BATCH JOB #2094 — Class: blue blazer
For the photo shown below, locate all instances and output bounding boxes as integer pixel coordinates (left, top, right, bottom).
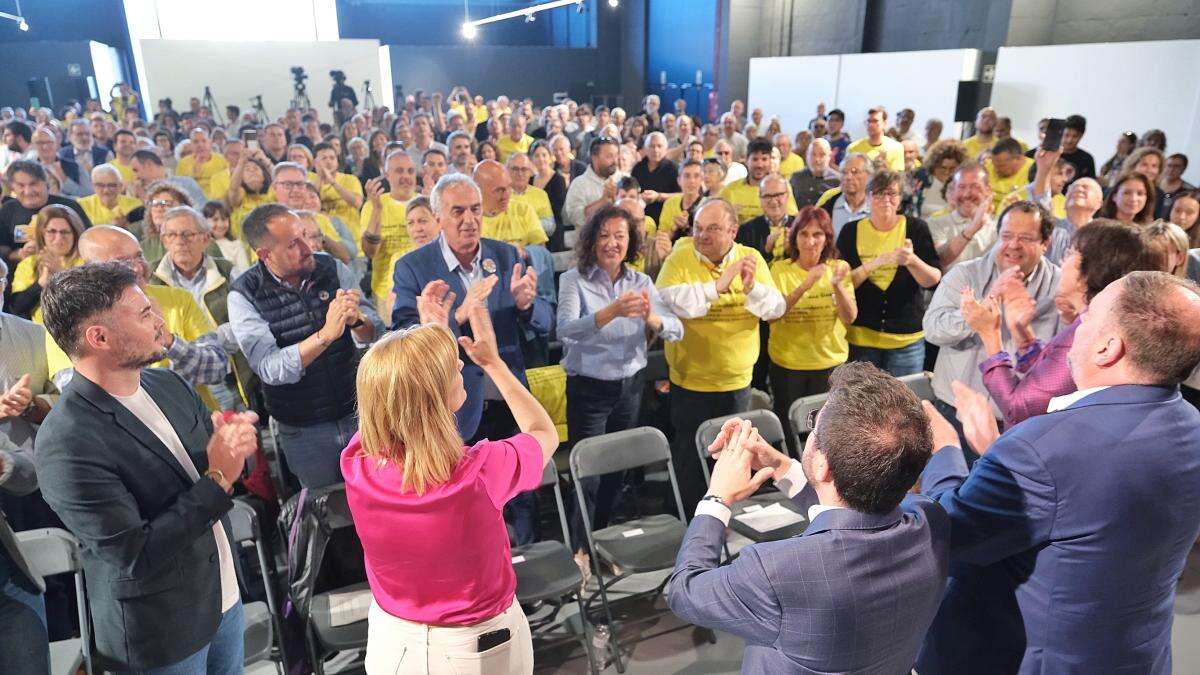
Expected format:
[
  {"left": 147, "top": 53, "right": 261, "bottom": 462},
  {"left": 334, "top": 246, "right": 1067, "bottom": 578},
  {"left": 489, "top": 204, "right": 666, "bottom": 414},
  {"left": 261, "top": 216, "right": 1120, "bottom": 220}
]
[
  {"left": 390, "top": 237, "right": 552, "bottom": 439},
  {"left": 57, "top": 144, "right": 111, "bottom": 167},
  {"left": 919, "top": 385, "right": 1200, "bottom": 675},
  {"left": 667, "top": 494, "right": 949, "bottom": 674}
]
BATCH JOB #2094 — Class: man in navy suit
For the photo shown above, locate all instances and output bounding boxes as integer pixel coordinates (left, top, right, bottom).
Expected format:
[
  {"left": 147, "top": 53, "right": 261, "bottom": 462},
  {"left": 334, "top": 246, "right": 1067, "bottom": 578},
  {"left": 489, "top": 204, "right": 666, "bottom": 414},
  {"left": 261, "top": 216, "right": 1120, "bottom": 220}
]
[
  {"left": 668, "top": 362, "right": 949, "bottom": 674},
  {"left": 920, "top": 271, "right": 1200, "bottom": 674},
  {"left": 391, "top": 172, "right": 551, "bottom": 542}
]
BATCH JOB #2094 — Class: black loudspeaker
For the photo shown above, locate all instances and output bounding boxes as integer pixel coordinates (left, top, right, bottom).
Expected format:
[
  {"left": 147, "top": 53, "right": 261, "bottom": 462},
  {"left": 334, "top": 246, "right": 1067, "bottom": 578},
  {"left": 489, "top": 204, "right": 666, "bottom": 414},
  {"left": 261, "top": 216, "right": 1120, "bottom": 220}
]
[
  {"left": 954, "top": 81, "right": 991, "bottom": 122},
  {"left": 27, "top": 77, "right": 52, "bottom": 108}
]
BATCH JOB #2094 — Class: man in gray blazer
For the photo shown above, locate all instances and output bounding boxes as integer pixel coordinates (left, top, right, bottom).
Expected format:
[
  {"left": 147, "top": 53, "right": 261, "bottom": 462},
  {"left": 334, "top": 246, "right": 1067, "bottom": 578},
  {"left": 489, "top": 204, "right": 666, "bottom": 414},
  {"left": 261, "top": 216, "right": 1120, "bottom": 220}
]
[{"left": 668, "top": 362, "right": 949, "bottom": 674}]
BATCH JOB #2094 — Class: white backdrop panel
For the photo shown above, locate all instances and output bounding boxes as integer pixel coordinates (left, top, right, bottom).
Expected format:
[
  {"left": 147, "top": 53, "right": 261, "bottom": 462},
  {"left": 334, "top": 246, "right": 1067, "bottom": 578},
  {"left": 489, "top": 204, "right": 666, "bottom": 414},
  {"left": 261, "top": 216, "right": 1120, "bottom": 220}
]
[
  {"left": 139, "top": 39, "right": 384, "bottom": 121},
  {"left": 747, "top": 55, "right": 839, "bottom": 138},
  {"left": 837, "top": 49, "right": 980, "bottom": 141},
  {"left": 992, "top": 40, "right": 1200, "bottom": 184}
]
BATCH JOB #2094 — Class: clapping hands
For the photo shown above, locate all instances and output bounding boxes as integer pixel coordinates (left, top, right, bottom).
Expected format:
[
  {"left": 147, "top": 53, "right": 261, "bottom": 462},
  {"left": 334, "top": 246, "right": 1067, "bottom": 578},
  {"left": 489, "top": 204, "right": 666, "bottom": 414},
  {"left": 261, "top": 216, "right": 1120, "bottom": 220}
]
[{"left": 706, "top": 419, "right": 778, "bottom": 505}]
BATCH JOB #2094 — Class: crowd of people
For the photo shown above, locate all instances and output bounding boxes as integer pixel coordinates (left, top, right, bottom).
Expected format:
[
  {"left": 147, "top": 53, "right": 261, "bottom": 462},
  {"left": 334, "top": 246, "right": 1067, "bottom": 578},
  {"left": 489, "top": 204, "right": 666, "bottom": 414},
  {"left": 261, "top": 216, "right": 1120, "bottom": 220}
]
[{"left": 1, "top": 80, "right": 1200, "bottom": 675}]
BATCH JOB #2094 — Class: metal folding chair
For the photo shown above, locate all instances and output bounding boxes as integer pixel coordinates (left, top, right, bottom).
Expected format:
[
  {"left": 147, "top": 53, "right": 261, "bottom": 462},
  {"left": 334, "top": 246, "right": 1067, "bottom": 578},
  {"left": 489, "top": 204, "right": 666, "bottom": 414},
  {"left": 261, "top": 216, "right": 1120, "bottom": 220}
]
[
  {"left": 694, "top": 409, "right": 808, "bottom": 547},
  {"left": 899, "top": 371, "right": 936, "bottom": 403},
  {"left": 16, "top": 528, "right": 92, "bottom": 675},
  {"left": 569, "top": 426, "right": 690, "bottom": 673},
  {"left": 229, "top": 499, "right": 284, "bottom": 672},
  {"left": 512, "top": 463, "right": 598, "bottom": 673}
]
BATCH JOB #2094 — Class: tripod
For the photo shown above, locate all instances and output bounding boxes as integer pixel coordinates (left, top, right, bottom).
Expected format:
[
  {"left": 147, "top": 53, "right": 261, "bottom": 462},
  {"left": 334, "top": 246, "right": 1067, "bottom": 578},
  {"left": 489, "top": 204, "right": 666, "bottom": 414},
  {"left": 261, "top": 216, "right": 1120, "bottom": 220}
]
[
  {"left": 291, "top": 81, "right": 312, "bottom": 112},
  {"left": 250, "top": 95, "right": 268, "bottom": 125},
  {"left": 202, "top": 86, "right": 219, "bottom": 116},
  {"left": 361, "top": 80, "right": 376, "bottom": 111}
]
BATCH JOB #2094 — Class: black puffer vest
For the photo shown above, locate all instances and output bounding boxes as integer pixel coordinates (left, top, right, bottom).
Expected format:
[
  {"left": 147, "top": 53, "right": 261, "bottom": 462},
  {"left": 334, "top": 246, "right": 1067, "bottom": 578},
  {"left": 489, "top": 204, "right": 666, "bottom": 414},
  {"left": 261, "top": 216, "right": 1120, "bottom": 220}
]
[{"left": 232, "top": 256, "right": 357, "bottom": 425}]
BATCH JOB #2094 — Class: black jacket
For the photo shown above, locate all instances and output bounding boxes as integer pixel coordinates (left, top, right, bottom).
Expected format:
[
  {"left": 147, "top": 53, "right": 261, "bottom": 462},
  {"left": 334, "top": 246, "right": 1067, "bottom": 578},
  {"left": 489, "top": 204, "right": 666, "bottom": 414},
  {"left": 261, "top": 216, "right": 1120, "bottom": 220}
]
[
  {"left": 35, "top": 369, "right": 234, "bottom": 671},
  {"left": 836, "top": 216, "right": 939, "bottom": 337}
]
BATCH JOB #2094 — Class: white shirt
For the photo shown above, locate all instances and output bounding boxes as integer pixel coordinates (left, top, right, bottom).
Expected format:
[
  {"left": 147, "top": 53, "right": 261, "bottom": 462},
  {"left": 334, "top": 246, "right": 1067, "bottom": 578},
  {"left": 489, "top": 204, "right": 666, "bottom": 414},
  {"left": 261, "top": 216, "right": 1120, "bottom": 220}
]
[
  {"left": 1047, "top": 385, "right": 1111, "bottom": 413},
  {"left": 695, "top": 457, "right": 847, "bottom": 525},
  {"left": 113, "top": 387, "right": 240, "bottom": 612},
  {"left": 657, "top": 245, "right": 786, "bottom": 321},
  {"left": 722, "top": 161, "right": 748, "bottom": 186},
  {"left": 927, "top": 210, "right": 998, "bottom": 269}
]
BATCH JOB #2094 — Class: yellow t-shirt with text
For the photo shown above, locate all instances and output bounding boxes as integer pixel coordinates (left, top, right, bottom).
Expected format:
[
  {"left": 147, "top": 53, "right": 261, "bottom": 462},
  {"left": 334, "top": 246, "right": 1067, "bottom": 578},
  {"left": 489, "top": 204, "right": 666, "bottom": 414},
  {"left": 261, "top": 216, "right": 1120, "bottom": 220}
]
[
  {"left": 359, "top": 195, "right": 411, "bottom": 302},
  {"left": 78, "top": 194, "right": 143, "bottom": 227},
  {"left": 846, "top": 136, "right": 905, "bottom": 172},
  {"left": 768, "top": 260, "right": 854, "bottom": 371},
  {"left": 175, "top": 153, "right": 230, "bottom": 201},
  {"left": 482, "top": 201, "right": 548, "bottom": 247},
  {"left": 986, "top": 157, "right": 1034, "bottom": 212},
  {"left": 510, "top": 185, "right": 554, "bottom": 226},
  {"left": 309, "top": 172, "right": 365, "bottom": 237},
  {"left": 656, "top": 240, "right": 777, "bottom": 391}
]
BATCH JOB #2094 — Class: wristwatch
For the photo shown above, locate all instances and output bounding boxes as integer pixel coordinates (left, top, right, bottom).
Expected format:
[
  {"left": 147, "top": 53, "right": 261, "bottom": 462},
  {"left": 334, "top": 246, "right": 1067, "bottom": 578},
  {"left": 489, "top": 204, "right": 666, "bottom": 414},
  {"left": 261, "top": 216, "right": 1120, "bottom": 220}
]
[
  {"left": 205, "top": 469, "right": 233, "bottom": 493},
  {"left": 700, "top": 494, "right": 728, "bottom": 507}
]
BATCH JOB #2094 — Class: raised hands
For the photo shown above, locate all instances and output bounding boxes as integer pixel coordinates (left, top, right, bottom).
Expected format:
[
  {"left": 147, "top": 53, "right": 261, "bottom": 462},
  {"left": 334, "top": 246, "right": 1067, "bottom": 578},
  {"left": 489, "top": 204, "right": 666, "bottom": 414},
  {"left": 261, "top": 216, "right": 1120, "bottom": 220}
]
[
  {"left": 417, "top": 280, "right": 456, "bottom": 327},
  {"left": 706, "top": 419, "right": 777, "bottom": 506},
  {"left": 0, "top": 374, "right": 33, "bottom": 419},
  {"left": 206, "top": 410, "right": 260, "bottom": 492},
  {"left": 457, "top": 301, "right": 502, "bottom": 369},
  {"left": 510, "top": 262, "right": 538, "bottom": 311},
  {"left": 454, "top": 275, "right": 498, "bottom": 325},
  {"left": 952, "top": 381, "right": 999, "bottom": 455},
  {"left": 961, "top": 286, "right": 1001, "bottom": 336},
  {"left": 365, "top": 176, "right": 386, "bottom": 207}
]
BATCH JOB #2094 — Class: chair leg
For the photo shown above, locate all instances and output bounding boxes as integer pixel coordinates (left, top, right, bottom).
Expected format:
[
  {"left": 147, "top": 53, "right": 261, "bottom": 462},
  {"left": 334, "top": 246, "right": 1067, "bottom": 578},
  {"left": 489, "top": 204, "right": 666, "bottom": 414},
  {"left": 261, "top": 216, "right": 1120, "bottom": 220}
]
[
  {"left": 589, "top": 570, "right": 627, "bottom": 673},
  {"left": 575, "top": 593, "right": 600, "bottom": 675}
]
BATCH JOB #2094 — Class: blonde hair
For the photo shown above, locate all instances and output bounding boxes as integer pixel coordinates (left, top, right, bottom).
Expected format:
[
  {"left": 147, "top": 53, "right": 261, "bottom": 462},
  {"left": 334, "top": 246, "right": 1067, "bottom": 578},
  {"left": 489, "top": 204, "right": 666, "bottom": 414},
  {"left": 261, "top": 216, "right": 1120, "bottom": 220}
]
[
  {"left": 1141, "top": 220, "right": 1190, "bottom": 277},
  {"left": 356, "top": 324, "right": 464, "bottom": 494}
]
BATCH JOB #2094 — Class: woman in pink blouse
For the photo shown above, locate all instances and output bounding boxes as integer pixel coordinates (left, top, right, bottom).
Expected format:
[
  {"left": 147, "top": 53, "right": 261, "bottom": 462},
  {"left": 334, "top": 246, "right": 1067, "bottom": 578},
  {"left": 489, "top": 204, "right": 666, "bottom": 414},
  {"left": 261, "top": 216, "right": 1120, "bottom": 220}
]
[
  {"left": 964, "top": 220, "right": 1155, "bottom": 425},
  {"left": 341, "top": 304, "right": 558, "bottom": 675}
]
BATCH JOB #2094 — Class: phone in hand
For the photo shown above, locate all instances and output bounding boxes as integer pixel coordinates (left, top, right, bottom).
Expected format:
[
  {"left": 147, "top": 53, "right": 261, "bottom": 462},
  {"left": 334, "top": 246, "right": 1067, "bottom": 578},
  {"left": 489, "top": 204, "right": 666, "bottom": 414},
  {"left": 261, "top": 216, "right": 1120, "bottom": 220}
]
[
  {"left": 13, "top": 224, "right": 30, "bottom": 244},
  {"left": 242, "top": 128, "right": 259, "bottom": 152},
  {"left": 1041, "top": 118, "right": 1066, "bottom": 152}
]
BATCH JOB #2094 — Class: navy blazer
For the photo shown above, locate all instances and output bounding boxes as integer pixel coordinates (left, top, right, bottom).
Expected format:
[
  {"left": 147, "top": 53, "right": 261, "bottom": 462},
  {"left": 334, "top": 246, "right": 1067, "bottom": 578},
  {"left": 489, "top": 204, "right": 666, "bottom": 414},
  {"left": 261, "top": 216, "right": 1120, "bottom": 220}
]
[
  {"left": 390, "top": 237, "right": 552, "bottom": 439},
  {"left": 56, "top": 144, "right": 111, "bottom": 168},
  {"left": 919, "top": 385, "right": 1200, "bottom": 675},
  {"left": 667, "top": 494, "right": 949, "bottom": 674}
]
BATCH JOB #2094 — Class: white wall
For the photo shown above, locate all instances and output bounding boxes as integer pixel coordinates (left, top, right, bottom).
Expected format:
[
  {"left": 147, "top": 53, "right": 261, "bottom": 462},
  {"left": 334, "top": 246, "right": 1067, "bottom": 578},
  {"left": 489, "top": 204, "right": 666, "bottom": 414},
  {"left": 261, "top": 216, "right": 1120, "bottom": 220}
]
[
  {"left": 139, "top": 39, "right": 384, "bottom": 122},
  {"left": 992, "top": 40, "right": 1200, "bottom": 184},
  {"left": 748, "top": 49, "right": 979, "bottom": 141}
]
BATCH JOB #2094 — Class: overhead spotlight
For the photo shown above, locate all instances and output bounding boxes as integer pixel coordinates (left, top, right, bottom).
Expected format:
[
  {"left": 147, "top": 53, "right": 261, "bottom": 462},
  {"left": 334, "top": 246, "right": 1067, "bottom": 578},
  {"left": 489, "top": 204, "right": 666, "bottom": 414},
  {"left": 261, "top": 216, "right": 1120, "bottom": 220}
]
[
  {"left": 576, "top": 0, "right": 586, "bottom": 12},
  {"left": 607, "top": 0, "right": 619, "bottom": 7},
  {"left": 462, "top": 22, "right": 478, "bottom": 39},
  {"left": 18, "top": 19, "right": 29, "bottom": 31},
  {"left": 525, "top": 12, "right": 535, "bottom": 23}
]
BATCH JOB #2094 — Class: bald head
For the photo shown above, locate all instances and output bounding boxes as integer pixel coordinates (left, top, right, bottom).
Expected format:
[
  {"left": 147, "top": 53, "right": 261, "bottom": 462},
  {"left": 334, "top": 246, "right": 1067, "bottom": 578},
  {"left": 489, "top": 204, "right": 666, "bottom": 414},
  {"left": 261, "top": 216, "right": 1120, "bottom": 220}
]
[
  {"left": 78, "top": 225, "right": 146, "bottom": 283},
  {"left": 473, "top": 159, "right": 512, "bottom": 214}
]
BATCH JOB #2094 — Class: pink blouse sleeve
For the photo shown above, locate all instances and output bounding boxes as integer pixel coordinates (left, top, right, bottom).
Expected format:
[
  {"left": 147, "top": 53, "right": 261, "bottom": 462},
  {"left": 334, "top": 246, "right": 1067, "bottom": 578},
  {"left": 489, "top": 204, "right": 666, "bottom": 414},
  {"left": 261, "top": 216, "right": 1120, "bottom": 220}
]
[{"left": 476, "top": 433, "right": 547, "bottom": 510}]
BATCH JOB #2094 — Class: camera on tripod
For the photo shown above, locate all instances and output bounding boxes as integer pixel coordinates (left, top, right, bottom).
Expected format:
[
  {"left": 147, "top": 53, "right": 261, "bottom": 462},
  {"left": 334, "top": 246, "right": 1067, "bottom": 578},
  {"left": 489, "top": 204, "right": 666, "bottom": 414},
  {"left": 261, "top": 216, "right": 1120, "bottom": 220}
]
[{"left": 330, "top": 70, "right": 346, "bottom": 83}]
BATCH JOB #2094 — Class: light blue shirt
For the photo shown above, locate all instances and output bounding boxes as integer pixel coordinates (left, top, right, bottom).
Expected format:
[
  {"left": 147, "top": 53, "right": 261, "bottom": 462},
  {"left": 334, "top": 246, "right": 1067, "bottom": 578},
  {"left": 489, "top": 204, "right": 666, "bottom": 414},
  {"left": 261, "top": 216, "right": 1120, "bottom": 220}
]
[
  {"left": 557, "top": 264, "right": 683, "bottom": 380},
  {"left": 831, "top": 194, "right": 871, "bottom": 239},
  {"left": 227, "top": 254, "right": 382, "bottom": 386},
  {"left": 439, "top": 234, "right": 485, "bottom": 289}
]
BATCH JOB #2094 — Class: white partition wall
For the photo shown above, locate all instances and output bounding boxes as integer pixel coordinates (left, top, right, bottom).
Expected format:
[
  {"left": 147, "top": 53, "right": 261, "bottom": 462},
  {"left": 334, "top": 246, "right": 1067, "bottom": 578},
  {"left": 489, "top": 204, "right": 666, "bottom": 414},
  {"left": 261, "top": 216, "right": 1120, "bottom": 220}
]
[
  {"left": 139, "top": 39, "right": 385, "bottom": 121},
  {"left": 747, "top": 55, "right": 839, "bottom": 136},
  {"left": 992, "top": 40, "right": 1200, "bottom": 184},
  {"left": 748, "top": 49, "right": 980, "bottom": 141}
]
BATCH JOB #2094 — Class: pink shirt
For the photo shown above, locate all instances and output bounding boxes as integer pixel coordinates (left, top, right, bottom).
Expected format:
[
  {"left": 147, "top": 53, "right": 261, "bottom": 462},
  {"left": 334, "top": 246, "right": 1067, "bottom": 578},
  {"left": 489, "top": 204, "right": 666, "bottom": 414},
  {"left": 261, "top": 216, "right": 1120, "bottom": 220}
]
[{"left": 341, "top": 431, "right": 544, "bottom": 625}]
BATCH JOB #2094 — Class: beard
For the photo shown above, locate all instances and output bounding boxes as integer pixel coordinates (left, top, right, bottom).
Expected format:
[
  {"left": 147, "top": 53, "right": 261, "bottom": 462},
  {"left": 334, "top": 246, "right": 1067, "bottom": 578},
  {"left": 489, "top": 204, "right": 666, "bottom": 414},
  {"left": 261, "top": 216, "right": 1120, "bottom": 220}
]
[{"left": 115, "top": 327, "right": 169, "bottom": 370}]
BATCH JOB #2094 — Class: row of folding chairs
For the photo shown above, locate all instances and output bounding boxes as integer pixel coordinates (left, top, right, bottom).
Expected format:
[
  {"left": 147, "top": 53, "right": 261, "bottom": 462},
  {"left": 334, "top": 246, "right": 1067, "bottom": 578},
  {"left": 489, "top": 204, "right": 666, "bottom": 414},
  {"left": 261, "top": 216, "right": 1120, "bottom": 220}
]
[{"left": 13, "top": 499, "right": 281, "bottom": 675}]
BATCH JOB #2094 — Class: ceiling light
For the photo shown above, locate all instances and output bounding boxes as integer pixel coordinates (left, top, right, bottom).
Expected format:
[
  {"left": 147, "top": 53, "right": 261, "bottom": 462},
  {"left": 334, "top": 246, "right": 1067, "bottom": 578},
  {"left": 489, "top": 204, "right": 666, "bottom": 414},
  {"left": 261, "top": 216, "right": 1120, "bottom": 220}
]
[
  {"left": 462, "top": 22, "right": 478, "bottom": 39},
  {"left": 18, "top": 19, "right": 29, "bottom": 31},
  {"left": 607, "top": 0, "right": 619, "bottom": 7}
]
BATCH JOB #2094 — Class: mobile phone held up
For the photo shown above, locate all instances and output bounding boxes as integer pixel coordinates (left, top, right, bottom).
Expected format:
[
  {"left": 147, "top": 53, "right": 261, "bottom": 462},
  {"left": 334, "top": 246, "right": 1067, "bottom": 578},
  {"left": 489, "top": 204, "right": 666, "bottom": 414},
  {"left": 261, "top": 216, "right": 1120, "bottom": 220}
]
[
  {"left": 1041, "top": 118, "right": 1066, "bottom": 152},
  {"left": 243, "top": 128, "right": 259, "bottom": 152}
]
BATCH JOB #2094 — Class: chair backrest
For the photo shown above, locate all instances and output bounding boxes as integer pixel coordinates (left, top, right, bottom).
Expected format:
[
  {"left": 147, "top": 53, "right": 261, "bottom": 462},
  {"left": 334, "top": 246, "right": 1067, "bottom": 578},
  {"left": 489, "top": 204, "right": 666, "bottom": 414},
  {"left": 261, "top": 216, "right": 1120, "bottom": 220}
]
[
  {"left": 228, "top": 499, "right": 258, "bottom": 544},
  {"left": 15, "top": 528, "right": 83, "bottom": 581},
  {"left": 695, "top": 409, "right": 786, "bottom": 483},
  {"left": 900, "top": 371, "right": 935, "bottom": 402},
  {"left": 789, "top": 391, "right": 831, "bottom": 438},
  {"left": 570, "top": 426, "right": 671, "bottom": 481},
  {"left": 539, "top": 461, "right": 559, "bottom": 489}
]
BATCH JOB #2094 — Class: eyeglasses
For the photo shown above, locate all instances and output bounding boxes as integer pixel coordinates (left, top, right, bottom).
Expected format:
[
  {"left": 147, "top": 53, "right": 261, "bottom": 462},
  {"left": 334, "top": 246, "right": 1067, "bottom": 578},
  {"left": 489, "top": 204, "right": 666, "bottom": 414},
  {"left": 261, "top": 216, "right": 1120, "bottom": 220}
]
[
  {"left": 843, "top": 167, "right": 867, "bottom": 177},
  {"left": 149, "top": 199, "right": 178, "bottom": 208},
  {"left": 872, "top": 190, "right": 903, "bottom": 201},
  {"left": 274, "top": 180, "right": 307, "bottom": 192},
  {"left": 43, "top": 228, "right": 74, "bottom": 237},
  {"left": 93, "top": 182, "right": 120, "bottom": 190},
  {"left": 998, "top": 232, "right": 1042, "bottom": 245},
  {"left": 806, "top": 405, "right": 822, "bottom": 432},
  {"left": 162, "top": 231, "right": 203, "bottom": 242},
  {"left": 761, "top": 191, "right": 788, "bottom": 201}
]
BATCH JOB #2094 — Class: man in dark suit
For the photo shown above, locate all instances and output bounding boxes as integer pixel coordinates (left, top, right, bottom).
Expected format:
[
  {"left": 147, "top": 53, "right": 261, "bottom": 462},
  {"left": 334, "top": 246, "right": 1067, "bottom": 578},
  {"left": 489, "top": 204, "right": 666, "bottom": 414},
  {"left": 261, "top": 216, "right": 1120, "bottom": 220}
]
[
  {"left": 1, "top": 435, "right": 49, "bottom": 675},
  {"left": 34, "top": 262, "right": 259, "bottom": 673},
  {"left": 391, "top": 172, "right": 551, "bottom": 543},
  {"left": 920, "top": 271, "right": 1200, "bottom": 674},
  {"left": 668, "top": 362, "right": 950, "bottom": 674}
]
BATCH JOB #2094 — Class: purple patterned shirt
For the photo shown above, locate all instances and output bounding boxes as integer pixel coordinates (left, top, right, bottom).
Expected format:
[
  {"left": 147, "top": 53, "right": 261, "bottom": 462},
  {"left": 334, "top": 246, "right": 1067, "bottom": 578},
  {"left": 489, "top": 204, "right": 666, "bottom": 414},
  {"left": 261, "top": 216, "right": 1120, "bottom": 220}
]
[{"left": 980, "top": 317, "right": 1080, "bottom": 426}]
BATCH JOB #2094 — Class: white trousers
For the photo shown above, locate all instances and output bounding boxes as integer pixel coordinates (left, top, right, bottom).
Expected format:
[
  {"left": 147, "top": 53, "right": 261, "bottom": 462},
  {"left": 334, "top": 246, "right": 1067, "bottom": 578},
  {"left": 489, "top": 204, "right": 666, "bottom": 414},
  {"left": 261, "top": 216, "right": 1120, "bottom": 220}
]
[{"left": 364, "top": 598, "right": 534, "bottom": 675}]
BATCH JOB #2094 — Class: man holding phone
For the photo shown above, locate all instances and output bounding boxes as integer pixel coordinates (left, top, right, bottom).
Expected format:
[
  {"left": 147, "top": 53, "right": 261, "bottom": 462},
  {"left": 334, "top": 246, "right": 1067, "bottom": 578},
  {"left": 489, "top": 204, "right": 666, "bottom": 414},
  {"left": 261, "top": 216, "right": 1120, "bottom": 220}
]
[
  {"left": 0, "top": 161, "right": 91, "bottom": 266},
  {"left": 1030, "top": 114, "right": 1095, "bottom": 186}
]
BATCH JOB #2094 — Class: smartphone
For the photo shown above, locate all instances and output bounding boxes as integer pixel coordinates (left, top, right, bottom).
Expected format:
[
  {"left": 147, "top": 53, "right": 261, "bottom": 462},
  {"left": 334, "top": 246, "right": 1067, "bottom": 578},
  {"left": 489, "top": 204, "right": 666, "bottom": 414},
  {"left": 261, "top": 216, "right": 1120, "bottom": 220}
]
[
  {"left": 379, "top": 178, "right": 390, "bottom": 193},
  {"left": 1041, "top": 118, "right": 1066, "bottom": 152},
  {"left": 13, "top": 224, "right": 30, "bottom": 244},
  {"left": 476, "top": 628, "right": 511, "bottom": 652},
  {"left": 242, "top": 128, "right": 259, "bottom": 151}
]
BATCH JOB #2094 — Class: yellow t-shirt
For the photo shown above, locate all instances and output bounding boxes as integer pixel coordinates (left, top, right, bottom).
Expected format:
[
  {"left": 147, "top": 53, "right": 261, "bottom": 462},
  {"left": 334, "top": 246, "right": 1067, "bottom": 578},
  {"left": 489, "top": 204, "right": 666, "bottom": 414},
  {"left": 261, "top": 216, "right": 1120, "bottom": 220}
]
[
  {"left": 13, "top": 254, "right": 83, "bottom": 293},
  {"left": 656, "top": 240, "right": 778, "bottom": 392},
  {"left": 175, "top": 153, "right": 230, "bottom": 201},
  {"left": 986, "top": 157, "right": 1034, "bottom": 212},
  {"left": 815, "top": 187, "right": 841, "bottom": 208},
  {"left": 658, "top": 195, "right": 686, "bottom": 235},
  {"left": 768, "top": 260, "right": 854, "bottom": 371},
  {"left": 998, "top": 188, "right": 1067, "bottom": 221},
  {"left": 719, "top": 179, "right": 799, "bottom": 224},
  {"left": 43, "top": 284, "right": 223, "bottom": 410},
  {"left": 482, "top": 201, "right": 548, "bottom": 247},
  {"left": 112, "top": 158, "right": 136, "bottom": 185},
  {"left": 629, "top": 216, "right": 658, "bottom": 274},
  {"left": 359, "top": 195, "right": 411, "bottom": 303},
  {"left": 496, "top": 134, "right": 534, "bottom": 162},
  {"left": 472, "top": 105, "right": 490, "bottom": 124},
  {"left": 846, "top": 136, "right": 905, "bottom": 172},
  {"left": 961, "top": 134, "right": 995, "bottom": 160},
  {"left": 510, "top": 185, "right": 553, "bottom": 225},
  {"left": 526, "top": 365, "right": 568, "bottom": 442},
  {"left": 78, "top": 194, "right": 143, "bottom": 227},
  {"left": 309, "top": 172, "right": 365, "bottom": 237},
  {"left": 230, "top": 190, "right": 276, "bottom": 237},
  {"left": 778, "top": 152, "right": 806, "bottom": 178},
  {"left": 845, "top": 217, "right": 924, "bottom": 350}
]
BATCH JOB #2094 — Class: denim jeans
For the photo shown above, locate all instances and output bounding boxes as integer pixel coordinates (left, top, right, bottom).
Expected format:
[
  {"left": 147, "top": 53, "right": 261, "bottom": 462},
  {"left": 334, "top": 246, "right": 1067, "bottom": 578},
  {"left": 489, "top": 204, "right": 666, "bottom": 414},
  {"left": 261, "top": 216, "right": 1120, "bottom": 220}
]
[
  {"left": 565, "top": 373, "right": 644, "bottom": 552},
  {"left": 273, "top": 413, "right": 358, "bottom": 488},
  {"left": 114, "top": 602, "right": 244, "bottom": 675},
  {"left": 849, "top": 338, "right": 927, "bottom": 378},
  {"left": 0, "top": 555, "right": 49, "bottom": 675}
]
